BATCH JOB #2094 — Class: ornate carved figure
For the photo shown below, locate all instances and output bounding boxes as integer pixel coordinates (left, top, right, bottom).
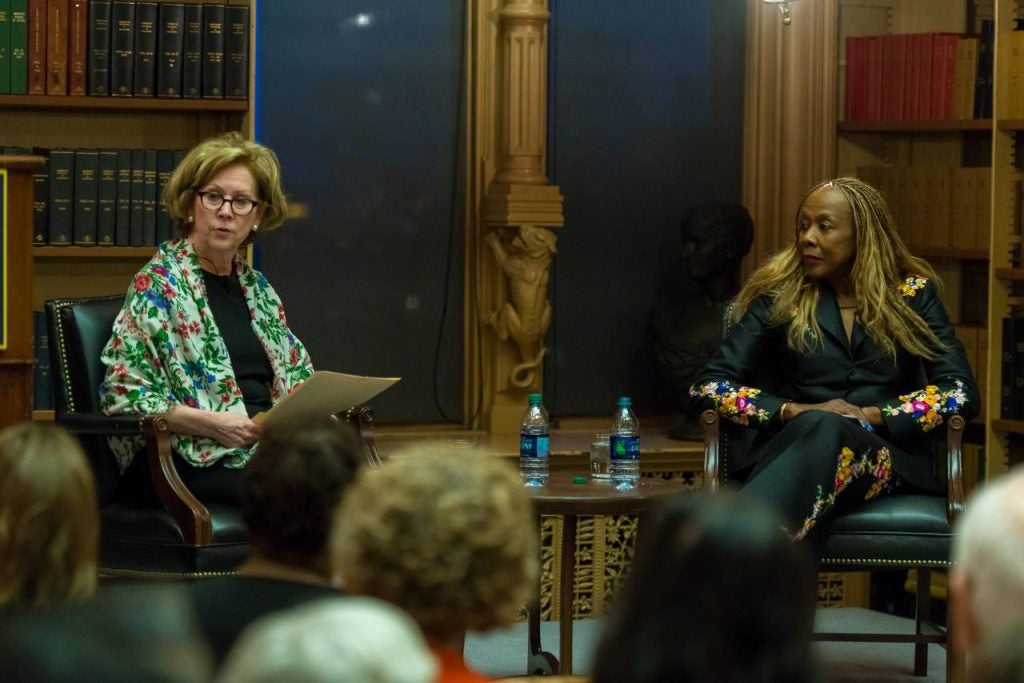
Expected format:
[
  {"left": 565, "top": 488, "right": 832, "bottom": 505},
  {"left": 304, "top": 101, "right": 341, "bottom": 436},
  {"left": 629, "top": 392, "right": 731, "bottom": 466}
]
[
  {"left": 486, "top": 225, "right": 558, "bottom": 388},
  {"left": 650, "top": 202, "right": 754, "bottom": 439}
]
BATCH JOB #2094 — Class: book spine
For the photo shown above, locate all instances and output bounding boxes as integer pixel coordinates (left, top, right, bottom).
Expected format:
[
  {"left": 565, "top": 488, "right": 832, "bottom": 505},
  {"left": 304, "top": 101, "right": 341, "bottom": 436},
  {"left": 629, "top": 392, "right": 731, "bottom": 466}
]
[
  {"left": 1003, "top": 317, "right": 1014, "bottom": 419},
  {"left": 45, "top": 0, "right": 67, "bottom": 94},
  {"left": 34, "top": 310, "right": 53, "bottom": 411},
  {"left": 155, "top": 148, "right": 173, "bottom": 244},
  {"left": 1015, "top": 317, "right": 1024, "bottom": 420},
  {"left": 27, "top": 0, "right": 42, "bottom": 92},
  {"left": 47, "top": 148, "right": 74, "bottom": 245},
  {"left": 109, "top": 0, "right": 132, "bottom": 96},
  {"left": 132, "top": 0, "right": 155, "bottom": 95},
  {"left": 181, "top": 0, "right": 199, "bottom": 96},
  {"left": 129, "top": 147, "right": 145, "bottom": 246},
  {"left": 73, "top": 147, "right": 98, "bottom": 245},
  {"left": 9, "top": 0, "right": 25, "bottom": 93},
  {"left": 67, "top": 0, "right": 85, "bottom": 94},
  {"left": 0, "top": 0, "right": 12, "bottom": 94},
  {"left": 87, "top": 0, "right": 110, "bottom": 94},
  {"left": 155, "top": 1, "right": 182, "bottom": 96},
  {"left": 200, "top": 2, "right": 222, "bottom": 97},
  {"left": 223, "top": 0, "right": 244, "bottom": 98},
  {"left": 96, "top": 148, "right": 117, "bottom": 245},
  {"left": 865, "top": 35, "right": 883, "bottom": 122},
  {"left": 32, "top": 151, "right": 49, "bottom": 244},
  {"left": 142, "top": 147, "right": 156, "bottom": 245},
  {"left": 114, "top": 147, "right": 130, "bottom": 245}
]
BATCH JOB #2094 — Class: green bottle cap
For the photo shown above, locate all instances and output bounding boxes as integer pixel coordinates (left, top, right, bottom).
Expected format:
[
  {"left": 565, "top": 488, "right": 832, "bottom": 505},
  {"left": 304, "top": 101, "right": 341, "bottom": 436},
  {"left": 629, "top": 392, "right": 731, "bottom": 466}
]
[{"left": 572, "top": 475, "right": 588, "bottom": 485}]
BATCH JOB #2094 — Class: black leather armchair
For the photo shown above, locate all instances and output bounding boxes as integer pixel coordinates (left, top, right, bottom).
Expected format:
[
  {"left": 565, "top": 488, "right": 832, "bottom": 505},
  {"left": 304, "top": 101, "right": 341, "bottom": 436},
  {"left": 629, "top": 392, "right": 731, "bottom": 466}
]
[{"left": 699, "top": 305, "right": 966, "bottom": 678}]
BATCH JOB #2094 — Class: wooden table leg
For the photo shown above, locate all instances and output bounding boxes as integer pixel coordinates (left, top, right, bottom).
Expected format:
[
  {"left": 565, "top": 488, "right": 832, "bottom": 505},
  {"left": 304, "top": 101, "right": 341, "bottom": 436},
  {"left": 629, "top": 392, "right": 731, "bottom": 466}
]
[
  {"left": 559, "top": 513, "right": 578, "bottom": 674},
  {"left": 528, "top": 516, "right": 558, "bottom": 676}
]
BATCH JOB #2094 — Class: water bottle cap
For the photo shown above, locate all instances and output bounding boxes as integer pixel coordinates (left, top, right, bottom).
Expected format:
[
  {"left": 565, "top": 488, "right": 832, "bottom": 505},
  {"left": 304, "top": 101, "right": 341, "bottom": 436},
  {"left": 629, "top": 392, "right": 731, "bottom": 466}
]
[
  {"left": 528, "top": 393, "right": 543, "bottom": 405},
  {"left": 617, "top": 396, "right": 631, "bottom": 407}
]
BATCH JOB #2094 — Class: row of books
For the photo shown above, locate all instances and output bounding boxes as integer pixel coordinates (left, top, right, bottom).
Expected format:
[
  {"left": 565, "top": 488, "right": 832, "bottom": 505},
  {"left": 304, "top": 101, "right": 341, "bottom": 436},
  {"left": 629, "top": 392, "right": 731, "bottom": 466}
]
[
  {"left": 2, "top": 145, "right": 186, "bottom": 246},
  {"left": 857, "top": 165, "right": 991, "bottom": 251},
  {"left": 1005, "top": 21, "right": 1024, "bottom": 119},
  {"left": 844, "top": 24, "right": 994, "bottom": 122},
  {"left": 0, "top": 0, "right": 249, "bottom": 98},
  {"left": 1001, "top": 317, "right": 1024, "bottom": 420}
]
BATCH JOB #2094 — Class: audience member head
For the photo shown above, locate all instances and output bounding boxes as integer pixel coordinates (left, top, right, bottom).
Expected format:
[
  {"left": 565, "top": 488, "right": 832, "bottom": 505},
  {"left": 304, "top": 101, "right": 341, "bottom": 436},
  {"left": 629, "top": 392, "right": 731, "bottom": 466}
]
[
  {"left": 164, "top": 131, "right": 289, "bottom": 241},
  {"left": 0, "top": 583, "right": 212, "bottom": 683},
  {"left": 330, "top": 449, "right": 538, "bottom": 646},
  {"left": 241, "top": 419, "right": 363, "bottom": 577},
  {"left": 0, "top": 422, "right": 98, "bottom": 608},
  {"left": 951, "top": 467, "right": 1024, "bottom": 657},
  {"left": 217, "top": 597, "right": 437, "bottom": 683},
  {"left": 592, "top": 491, "right": 819, "bottom": 683},
  {"left": 679, "top": 200, "right": 753, "bottom": 282}
]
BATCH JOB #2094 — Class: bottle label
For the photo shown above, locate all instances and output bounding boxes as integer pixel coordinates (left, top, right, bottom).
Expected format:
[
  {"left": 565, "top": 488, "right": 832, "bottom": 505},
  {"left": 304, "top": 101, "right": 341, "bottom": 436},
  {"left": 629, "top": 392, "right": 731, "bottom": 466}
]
[
  {"left": 520, "top": 434, "right": 550, "bottom": 459},
  {"left": 610, "top": 434, "right": 639, "bottom": 461}
]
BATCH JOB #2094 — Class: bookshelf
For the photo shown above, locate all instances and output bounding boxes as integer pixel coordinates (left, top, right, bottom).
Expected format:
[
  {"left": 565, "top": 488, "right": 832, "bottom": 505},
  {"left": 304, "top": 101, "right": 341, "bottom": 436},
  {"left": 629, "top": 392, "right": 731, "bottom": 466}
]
[
  {"left": 836, "top": 0, "right": 994, "bottom": 487},
  {"left": 0, "top": 0, "right": 257, "bottom": 420}
]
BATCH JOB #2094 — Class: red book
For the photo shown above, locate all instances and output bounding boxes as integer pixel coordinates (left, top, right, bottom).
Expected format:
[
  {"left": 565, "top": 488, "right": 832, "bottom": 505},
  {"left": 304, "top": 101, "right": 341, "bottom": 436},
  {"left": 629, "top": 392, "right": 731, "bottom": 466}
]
[
  {"left": 45, "top": 0, "right": 68, "bottom": 94},
  {"left": 931, "top": 33, "right": 959, "bottom": 120},
  {"left": 28, "top": 0, "right": 46, "bottom": 94},
  {"left": 865, "top": 35, "right": 884, "bottom": 121},
  {"left": 845, "top": 36, "right": 868, "bottom": 121},
  {"left": 68, "top": 0, "right": 86, "bottom": 95},
  {"left": 916, "top": 33, "right": 934, "bottom": 120},
  {"left": 881, "top": 33, "right": 907, "bottom": 121}
]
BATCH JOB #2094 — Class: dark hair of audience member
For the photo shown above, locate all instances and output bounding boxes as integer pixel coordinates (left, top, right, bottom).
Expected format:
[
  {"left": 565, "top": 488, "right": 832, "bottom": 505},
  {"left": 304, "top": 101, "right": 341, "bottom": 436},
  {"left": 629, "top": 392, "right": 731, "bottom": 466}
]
[
  {"left": 0, "top": 422, "right": 99, "bottom": 608},
  {"left": 592, "top": 491, "right": 820, "bottom": 683},
  {"left": 240, "top": 419, "right": 363, "bottom": 574}
]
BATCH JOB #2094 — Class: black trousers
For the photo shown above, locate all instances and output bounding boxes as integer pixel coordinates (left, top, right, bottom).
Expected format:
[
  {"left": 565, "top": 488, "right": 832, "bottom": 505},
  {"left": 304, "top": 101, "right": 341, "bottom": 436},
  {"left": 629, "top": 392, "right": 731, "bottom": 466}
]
[
  {"left": 121, "top": 452, "right": 242, "bottom": 506},
  {"left": 741, "top": 411, "right": 906, "bottom": 544}
]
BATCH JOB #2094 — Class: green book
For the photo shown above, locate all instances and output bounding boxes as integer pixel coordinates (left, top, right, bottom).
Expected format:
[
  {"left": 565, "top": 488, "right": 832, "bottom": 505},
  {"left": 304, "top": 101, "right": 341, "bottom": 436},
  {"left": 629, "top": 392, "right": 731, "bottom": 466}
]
[
  {"left": 0, "top": 0, "right": 11, "bottom": 93},
  {"left": 9, "top": 0, "right": 25, "bottom": 93}
]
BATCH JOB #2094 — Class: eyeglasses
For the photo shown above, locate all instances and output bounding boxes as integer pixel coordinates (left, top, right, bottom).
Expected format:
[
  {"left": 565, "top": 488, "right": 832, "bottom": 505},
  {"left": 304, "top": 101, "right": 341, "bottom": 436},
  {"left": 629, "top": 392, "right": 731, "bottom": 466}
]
[{"left": 197, "top": 190, "right": 260, "bottom": 216}]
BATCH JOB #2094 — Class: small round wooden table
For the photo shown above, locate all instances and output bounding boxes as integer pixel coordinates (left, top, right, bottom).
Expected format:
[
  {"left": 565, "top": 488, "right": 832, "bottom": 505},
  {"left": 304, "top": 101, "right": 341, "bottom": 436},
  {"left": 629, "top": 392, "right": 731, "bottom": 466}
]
[{"left": 525, "top": 471, "right": 692, "bottom": 675}]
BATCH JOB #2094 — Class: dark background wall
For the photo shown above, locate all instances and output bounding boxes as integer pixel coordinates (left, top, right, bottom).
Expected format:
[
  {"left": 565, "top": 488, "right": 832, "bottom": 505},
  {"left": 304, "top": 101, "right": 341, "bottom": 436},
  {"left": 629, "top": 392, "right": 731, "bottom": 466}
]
[{"left": 257, "top": 0, "right": 746, "bottom": 422}]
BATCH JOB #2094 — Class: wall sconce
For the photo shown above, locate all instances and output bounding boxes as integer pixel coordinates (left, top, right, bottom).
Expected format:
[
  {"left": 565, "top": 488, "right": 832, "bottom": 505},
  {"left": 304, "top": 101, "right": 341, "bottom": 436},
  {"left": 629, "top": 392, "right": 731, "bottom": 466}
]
[{"left": 763, "top": 0, "right": 799, "bottom": 26}]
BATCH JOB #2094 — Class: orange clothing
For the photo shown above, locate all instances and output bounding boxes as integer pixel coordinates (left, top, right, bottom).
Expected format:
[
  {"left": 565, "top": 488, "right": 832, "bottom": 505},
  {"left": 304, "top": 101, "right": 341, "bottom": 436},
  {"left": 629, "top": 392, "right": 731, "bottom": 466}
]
[{"left": 432, "top": 647, "right": 489, "bottom": 683}]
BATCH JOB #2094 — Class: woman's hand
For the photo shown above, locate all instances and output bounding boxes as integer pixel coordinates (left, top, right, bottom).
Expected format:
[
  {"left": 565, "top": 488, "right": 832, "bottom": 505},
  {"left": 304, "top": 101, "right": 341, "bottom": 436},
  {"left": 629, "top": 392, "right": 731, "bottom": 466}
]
[
  {"left": 166, "top": 405, "right": 263, "bottom": 448},
  {"left": 787, "top": 399, "right": 876, "bottom": 425}
]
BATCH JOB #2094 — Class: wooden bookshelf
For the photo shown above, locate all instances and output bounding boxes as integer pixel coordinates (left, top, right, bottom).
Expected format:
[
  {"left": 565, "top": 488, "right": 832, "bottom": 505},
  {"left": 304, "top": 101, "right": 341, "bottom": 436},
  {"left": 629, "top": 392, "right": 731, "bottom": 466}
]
[
  {"left": 838, "top": 119, "right": 993, "bottom": 133},
  {"left": 34, "top": 246, "right": 158, "bottom": 259},
  {"left": 0, "top": 95, "right": 248, "bottom": 113},
  {"left": 914, "top": 245, "right": 990, "bottom": 261}
]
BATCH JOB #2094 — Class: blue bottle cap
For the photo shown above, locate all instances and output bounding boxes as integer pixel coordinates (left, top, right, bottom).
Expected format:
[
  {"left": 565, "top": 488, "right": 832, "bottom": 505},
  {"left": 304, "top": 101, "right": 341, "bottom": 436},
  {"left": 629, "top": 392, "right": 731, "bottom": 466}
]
[{"left": 617, "top": 396, "right": 631, "bottom": 407}]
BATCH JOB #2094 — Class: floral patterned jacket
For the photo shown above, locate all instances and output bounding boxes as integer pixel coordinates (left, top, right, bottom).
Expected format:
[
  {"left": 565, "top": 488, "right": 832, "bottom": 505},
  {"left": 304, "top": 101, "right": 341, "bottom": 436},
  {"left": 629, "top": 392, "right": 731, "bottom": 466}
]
[
  {"left": 689, "top": 276, "right": 980, "bottom": 490},
  {"left": 99, "top": 239, "right": 313, "bottom": 470}
]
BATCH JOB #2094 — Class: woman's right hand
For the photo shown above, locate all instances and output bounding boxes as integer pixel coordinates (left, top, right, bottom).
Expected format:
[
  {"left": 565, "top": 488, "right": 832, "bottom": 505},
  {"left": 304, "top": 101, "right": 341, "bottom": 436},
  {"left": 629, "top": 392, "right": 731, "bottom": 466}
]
[
  {"left": 166, "top": 405, "right": 262, "bottom": 448},
  {"left": 788, "top": 398, "right": 871, "bottom": 425}
]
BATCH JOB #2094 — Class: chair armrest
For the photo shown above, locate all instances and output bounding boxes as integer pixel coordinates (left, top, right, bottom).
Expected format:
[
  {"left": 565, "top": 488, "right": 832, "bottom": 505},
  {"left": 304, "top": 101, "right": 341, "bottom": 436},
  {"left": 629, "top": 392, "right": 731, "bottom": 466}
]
[
  {"left": 140, "top": 416, "right": 212, "bottom": 546},
  {"left": 57, "top": 411, "right": 152, "bottom": 436},
  {"left": 342, "top": 405, "right": 384, "bottom": 467},
  {"left": 57, "top": 411, "right": 213, "bottom": 545},
  {"left": 700, "top": 409, "right": 721, "bottom": 493},
  {"left": 945, "top": 414, "right": 966, "bottom": 527}
]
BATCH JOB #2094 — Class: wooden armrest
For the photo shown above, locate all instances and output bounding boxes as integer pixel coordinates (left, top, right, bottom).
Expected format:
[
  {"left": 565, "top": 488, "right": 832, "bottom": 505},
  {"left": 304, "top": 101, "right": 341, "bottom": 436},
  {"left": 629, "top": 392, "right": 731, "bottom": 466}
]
[
  {"left": 141, "top": 416, "right": 212, "bottom": 546},
  {"left": 945, "top": 414, "right": 966, "bottom": 527},
  {"left": 342, "top": 405, "right": 383, "bottom": 467},
  {"left": 700, "top": 409, "right": 721, "bottom": 493}
]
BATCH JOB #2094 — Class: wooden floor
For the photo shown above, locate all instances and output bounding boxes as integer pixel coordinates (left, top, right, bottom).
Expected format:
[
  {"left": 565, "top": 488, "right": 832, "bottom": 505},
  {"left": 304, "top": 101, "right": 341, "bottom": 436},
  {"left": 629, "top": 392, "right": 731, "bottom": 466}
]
[{"left": 373, "top": 416, "right": 705, "bottom": 470}]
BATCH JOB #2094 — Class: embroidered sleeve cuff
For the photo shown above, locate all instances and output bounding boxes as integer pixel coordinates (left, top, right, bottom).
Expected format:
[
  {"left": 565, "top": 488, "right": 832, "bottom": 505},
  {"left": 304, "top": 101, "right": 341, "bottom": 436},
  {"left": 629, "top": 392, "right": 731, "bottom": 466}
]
[{"left": 690, "top": 380, "right": 772, "bottom": 426}]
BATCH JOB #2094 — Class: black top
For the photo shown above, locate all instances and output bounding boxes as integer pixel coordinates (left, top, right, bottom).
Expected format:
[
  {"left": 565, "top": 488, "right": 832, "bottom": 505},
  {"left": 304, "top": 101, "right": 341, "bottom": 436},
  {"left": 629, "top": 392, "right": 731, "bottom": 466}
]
[
  {"left": 187, "top": 575, "right": 341, "bottom": 665},
  {"left": 203, "top": 269, "right": 274, "bottom": 417}
]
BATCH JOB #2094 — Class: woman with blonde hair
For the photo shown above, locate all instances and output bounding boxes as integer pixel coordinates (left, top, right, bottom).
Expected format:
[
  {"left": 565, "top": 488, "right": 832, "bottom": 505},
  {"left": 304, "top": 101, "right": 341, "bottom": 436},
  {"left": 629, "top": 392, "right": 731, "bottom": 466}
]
[
  {"left": 331, "top": 450, "right": 537, "bottom": 682},
  {"left": 0, "top": 423, "right": 99, "bottom": 608},
  {"left": 691, "top": 177, "right": 979, "bottom": 546}
]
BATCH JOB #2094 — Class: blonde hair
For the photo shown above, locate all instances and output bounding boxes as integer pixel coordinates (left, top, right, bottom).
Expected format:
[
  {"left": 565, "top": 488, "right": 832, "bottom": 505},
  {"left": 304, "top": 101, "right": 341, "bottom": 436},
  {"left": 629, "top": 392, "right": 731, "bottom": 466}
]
[
  {"left": 163, "top": 131, "right": 289, "bottom": 243},
  {"left": 0, "top": 423, "right": 98, "bottom": 608},
  {"left": 736, "top": 177, "right": 942, "bottom": 359},
  {"left": 330, "top": 450, "right": 538, "bottom": 641}
]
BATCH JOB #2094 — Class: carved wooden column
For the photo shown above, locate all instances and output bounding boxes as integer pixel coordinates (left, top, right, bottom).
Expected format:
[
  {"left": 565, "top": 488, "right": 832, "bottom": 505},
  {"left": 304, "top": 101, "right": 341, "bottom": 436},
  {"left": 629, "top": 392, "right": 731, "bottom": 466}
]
[{"left": 466, "top": 0, "right": 563, "bottom": 433}]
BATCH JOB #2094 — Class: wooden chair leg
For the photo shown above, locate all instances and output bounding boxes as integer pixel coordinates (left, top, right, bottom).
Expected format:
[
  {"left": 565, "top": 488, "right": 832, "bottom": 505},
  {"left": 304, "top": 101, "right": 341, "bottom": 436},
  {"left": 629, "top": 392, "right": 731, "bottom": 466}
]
[{"left": 914, "top": 569, "right": 931, "bottom": 676}]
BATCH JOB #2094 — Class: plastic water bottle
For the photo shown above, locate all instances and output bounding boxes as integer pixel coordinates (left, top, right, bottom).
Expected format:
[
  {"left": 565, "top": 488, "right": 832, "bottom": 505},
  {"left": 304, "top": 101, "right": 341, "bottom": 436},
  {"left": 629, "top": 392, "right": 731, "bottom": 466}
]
[
  {"left": 609, "top": 396, "right": 640, "bottom": 490},
  {"left": 519, "top": 393, "right": 550, "bottom": 487}
]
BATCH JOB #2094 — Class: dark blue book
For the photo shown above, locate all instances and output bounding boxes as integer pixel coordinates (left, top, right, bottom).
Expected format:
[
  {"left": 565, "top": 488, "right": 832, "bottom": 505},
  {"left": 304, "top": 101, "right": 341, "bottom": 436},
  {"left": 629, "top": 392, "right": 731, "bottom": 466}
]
[
  {"left": 47, "top": 148, "right": 75, "bottom": 246},
  {"left": 73, "top": 148, "right": 99, "bottom": 246},
  {"left": 87, "top": 0, "right": 111, "bottom": 95},
  {"left": 156, "top": 1, "right": 183, "bottom": 96},
  {"left": 33, "top": 310, "right": 54, "bottom": 411},
  {"left": 224, "top": 2, "right": 246, "bottom": 99},
  {"left": 142, "top": 148, "right": 157, "bottom": 245},
  {"left": 32, "top": 149, "right": 49, "bottom": 245},
  {"left": 97, "top": 148, "right": 117, "bottom": 245},
  {"left": 201, "top": 3, "right": 223, "bottom": 98},
  {"left": 109, "top": 0, "right": 134, "bottom": 96},
  {"left": 156, "top": 149, "right": 174, "bottom": 244},
  {"left": 115, "top": 148, "right": 131, "bottom": 245},
  {"left": 182, "top": 1, "right": 202, "bottom": 97},
  {"left": 132, "top": 0, "right": 157, "bottom": 96},
  {"left": 129, "top": 148, "right": 145, "bottom": 246}
]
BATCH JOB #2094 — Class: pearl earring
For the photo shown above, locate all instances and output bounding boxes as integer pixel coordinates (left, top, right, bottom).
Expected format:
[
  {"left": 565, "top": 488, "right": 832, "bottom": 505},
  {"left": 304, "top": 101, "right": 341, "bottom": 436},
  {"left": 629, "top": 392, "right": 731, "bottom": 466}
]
[
  {"left": 187, "top": 215, "right": 194, "bottom": 223},
  {"left": 252, "top": 224, "right": 259, "bottom": 231}
]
